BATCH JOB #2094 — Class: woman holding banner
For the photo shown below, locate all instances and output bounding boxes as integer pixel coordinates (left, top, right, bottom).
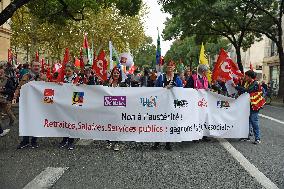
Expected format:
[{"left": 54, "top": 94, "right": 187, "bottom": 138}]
[
  {"left": 106, "top": 66, "right": 125, "bottom": 151},
  {"left": 152, "top": 60, "right": 183, "bottom": 151},
  {"left": 58, "top": 64, "right": 79, "bottom": 150},
  {"left": 184, "top": 64, "right": 211, "bottom": 142}
]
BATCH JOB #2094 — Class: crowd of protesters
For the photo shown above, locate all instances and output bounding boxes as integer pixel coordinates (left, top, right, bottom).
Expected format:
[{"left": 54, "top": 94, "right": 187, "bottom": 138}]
[{"left": 0, "top": 57, "right": 266, "bottom": 150}]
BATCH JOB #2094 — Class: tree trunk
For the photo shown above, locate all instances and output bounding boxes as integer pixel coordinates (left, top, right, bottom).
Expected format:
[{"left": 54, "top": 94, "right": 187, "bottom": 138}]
[
  {"left": 277, "top": 45, "right": 284, "bottom": 100},
  {"left": 235, "top": 46, "right": 244, "bottom": 73}
]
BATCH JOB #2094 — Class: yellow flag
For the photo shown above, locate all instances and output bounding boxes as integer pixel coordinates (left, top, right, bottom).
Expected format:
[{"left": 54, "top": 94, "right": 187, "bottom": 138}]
[{"left": 199, "top": 43, "right": 212, "bottom": 83}]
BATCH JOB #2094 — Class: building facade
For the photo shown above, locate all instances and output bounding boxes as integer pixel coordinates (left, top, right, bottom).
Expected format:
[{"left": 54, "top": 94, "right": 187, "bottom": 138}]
[
  {"left": 262, "top": 38, "right": 280, "bottom": 93},
  {"left": 228, "top": 39, "right": 266, "bottom": 81},
  {"left": 229, "top": 36, "right": 281, "bottom": 94},
  {"left": 0, "top": 0, "right": 12, "bottom": 61}
]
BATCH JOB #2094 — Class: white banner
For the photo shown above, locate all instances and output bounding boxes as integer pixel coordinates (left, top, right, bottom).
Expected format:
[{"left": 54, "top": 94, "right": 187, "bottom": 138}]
[{"left": 20, "top": 82, "right": 250, "bottom": 142}]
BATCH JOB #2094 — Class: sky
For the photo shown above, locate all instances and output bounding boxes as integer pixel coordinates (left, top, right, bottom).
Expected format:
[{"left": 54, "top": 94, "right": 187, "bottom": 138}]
[{"left": 143, "top": 0, "right": 173, "bottom": 56}]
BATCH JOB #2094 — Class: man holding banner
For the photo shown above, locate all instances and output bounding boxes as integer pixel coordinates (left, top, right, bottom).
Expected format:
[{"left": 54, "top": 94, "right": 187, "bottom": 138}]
[
  {"left": 16, "top": 61, "right": 41, "bottom": 149},
  {"left": 153, "top": 60, "right": 183, "bottom": 151},
  {"left": 232, "top": 70, "right": 265, "bottom": 144}
]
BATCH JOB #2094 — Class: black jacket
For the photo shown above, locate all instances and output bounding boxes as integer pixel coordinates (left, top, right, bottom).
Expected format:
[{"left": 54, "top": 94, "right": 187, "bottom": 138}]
[{"left": 1, "top": 77, "right": 15, "bottom": 101}]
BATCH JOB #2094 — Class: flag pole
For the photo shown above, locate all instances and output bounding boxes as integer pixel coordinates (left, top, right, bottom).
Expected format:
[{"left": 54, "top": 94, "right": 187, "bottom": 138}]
[{"left": 109, "top": 41, "right": 113, "bottom": 70}]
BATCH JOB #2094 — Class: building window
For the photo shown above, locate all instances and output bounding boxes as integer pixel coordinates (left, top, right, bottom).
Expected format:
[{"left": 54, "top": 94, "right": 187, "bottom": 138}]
[{"left": 271, "top": 41, "right": 278, "bottom": 56}]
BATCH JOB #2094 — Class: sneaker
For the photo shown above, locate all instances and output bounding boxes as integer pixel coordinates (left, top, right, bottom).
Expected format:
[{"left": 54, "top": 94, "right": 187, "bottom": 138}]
[
  {"left": 0, "top": 129, "right": 10, "bottom": 137},
  {"left": 202, "top": 137, "right": 211, "bottom": 142},
  {"left": 239, "top": 138, "right": 250, "bottom": 142},
  {"left": 31, "top": 142, "right": 39, "bottom": 149},
  {"left": 67, "top": 143, "right": 75, "bottom": 150},
  {"left": 106, "top": 142, "right": 113, "bottom": 149},
  {"left": 253, "top": 140, "right": 261, "bottom": 145},
  {"left": 59, "top": 141, "right": 68, "bottom": 148},
  {"left": 151, "top": 143, "right": 159, "bottom": 150},
  {"left": 113, "top": 144, "right": 120, "bottom": 151},
  {"left": 17, "top": 142, "right": 30, "bottom": 149}
]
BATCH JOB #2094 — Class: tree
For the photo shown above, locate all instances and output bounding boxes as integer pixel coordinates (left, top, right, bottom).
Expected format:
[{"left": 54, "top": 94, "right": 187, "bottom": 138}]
[
  {"left": 0, "top": 0, "right": 142, "bottom": 26},
  {"left": 133, "top": 36, "right": 156, "bottom": 68},
  {"left": 159, "top": 0, "right": 262, "bottom": 72},
  {"left": 11, "top": 5, "right": 147, "bottom": 62},
  {"left": 164, "top": 36, "right": 229, "bottom": 71},
  {"left": 244, "top": 0, "right": 284, "bottom": 97}
]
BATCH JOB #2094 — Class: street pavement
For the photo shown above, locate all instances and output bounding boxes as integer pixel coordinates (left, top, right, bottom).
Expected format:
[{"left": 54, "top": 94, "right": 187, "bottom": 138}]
[{"left": 0, "top": 105, "right": 283, "bottom": 189}]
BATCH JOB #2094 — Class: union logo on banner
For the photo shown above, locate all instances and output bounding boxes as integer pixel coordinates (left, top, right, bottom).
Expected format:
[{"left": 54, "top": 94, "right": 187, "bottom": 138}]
[
  {"left": 173, "top": 99, "right": 188, "bottom": 108},
  {"left": 104, "top": 96, "right": 126, "bottom": 107},
  {"left": 72, "top": 92, "right": 84, "bottom": 106},
  {"left": 43, "top": 89, "right": 54, "bottom": 104},
  {"left": 217, "top": 100, "right": 230, "bottom": 109},
  {"left": 198, "top": 98, "right": 208, "bottom": 108},
  {"left": 140, "top": 96, "right": 158, "bottom": 108}
]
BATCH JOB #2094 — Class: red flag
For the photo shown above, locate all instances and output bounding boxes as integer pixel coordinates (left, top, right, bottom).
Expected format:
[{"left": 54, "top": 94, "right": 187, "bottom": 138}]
[
  {"left": 82, "top": 34, "right": 90, "bottom": 66},
  {"left": 212, "top": 48, "right": 243, "bottom": 82},
  {"left": 35, "top": 51, "right": 39, "bottom": 62},
  {"left": 79, "top": 48, "right": 84, "bottom": 70},
  {"left": 74, "top": 57, "right": 80, "bottom": 67},
  {"left": 46, "top": 67, "right": 51, "bottom": 81},
  {"left": 83, "top": 34, "right": 89, "bottom": 49},
  {"left": 58, "top": 48, "right": 69, "bottom": 82},
  {"left": 41, "top": 58, "right": 45, "bottom": 73},
  {"left": 92, "top": 50, "right": 108, "bottom": 81},
  {"left": 128, "top": 65, "right": 136, "bottom": 74},
  {"left": 160, "top": 56, "right": 164, "bottom": 66},
  {"left": 8, "top": 49, "right": 13, "bottom": 64}
]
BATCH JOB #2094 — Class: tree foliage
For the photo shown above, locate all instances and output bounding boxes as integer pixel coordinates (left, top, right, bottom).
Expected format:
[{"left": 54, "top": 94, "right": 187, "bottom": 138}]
[
  {"left": 165, "top": 36, "right": 229, "bottom": 70},
  {"left": 243, "top": 0, "right": 284, "bottom": 97},
  {"left": 159, "top": 0, "right": 263, "bottom": 72},
  {"left": 132, "top": 36, "right": 156, "bottom": 68},
  {"left": 11, "top": 4, "right": 147, "bottom": 62},
  {"left": 0, "top": 0, "right": 142, "bottom": 26}
]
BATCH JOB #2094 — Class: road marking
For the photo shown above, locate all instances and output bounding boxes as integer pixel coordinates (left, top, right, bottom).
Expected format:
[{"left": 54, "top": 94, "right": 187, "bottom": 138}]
[
  {"left": 265, "top": 105, "right": 284, "bottom": 110},
  {"left": 259, "top": 114, "right": 284, "bottom": 125},
  {"left": 76, "top": 139, "right": 93, "bottom": 146},
  {"left": 218, "top": 138, "right": 279, "bottom": 189},
  {"left": 23, "top": 167, "right": 68, "bottom": 189}
]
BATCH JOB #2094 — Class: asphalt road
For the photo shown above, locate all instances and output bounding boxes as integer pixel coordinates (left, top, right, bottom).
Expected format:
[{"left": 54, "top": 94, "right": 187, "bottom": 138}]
[{"left": 0, "top": 105, "right": 283, "bottom": 189}]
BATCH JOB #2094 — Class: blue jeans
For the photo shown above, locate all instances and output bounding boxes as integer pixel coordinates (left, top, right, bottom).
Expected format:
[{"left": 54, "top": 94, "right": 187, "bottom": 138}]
[{"left": 249, "top": 111, "right": 260, "bottom": 140}]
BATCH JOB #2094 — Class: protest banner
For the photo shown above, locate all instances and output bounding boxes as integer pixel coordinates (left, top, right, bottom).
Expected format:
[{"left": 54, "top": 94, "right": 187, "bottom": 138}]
[{"left": 20, "top": 82, "right": 250, "bottom": 142}]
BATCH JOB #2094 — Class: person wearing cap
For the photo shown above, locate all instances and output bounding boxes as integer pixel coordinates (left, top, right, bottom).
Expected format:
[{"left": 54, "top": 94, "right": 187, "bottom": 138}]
[{"left": 232, "top": 70, "right": 264, "bottom": 144}]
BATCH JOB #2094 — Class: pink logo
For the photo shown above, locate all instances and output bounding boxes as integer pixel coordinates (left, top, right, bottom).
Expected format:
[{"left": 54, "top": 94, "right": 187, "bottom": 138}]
[{"left": 198, "top": 98, "right": 208, "bottom": 107}]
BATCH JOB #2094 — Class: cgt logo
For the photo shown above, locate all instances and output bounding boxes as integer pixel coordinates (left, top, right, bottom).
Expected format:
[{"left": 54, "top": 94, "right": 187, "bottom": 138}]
[
  {"left": 43, "top": 89, "right": 54, "bottom": 104},
  {"left": 72, "top": 92, "right": 84, "bottom": 106},
  {"left": 217, "top": 101, "right": 230, "bottom": 109},
  {"left": 140, "top": 96, "right": 158, "bottom": 108},
  {"left": 198, "top": 98, "right": 208, "bottom": 108}
]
